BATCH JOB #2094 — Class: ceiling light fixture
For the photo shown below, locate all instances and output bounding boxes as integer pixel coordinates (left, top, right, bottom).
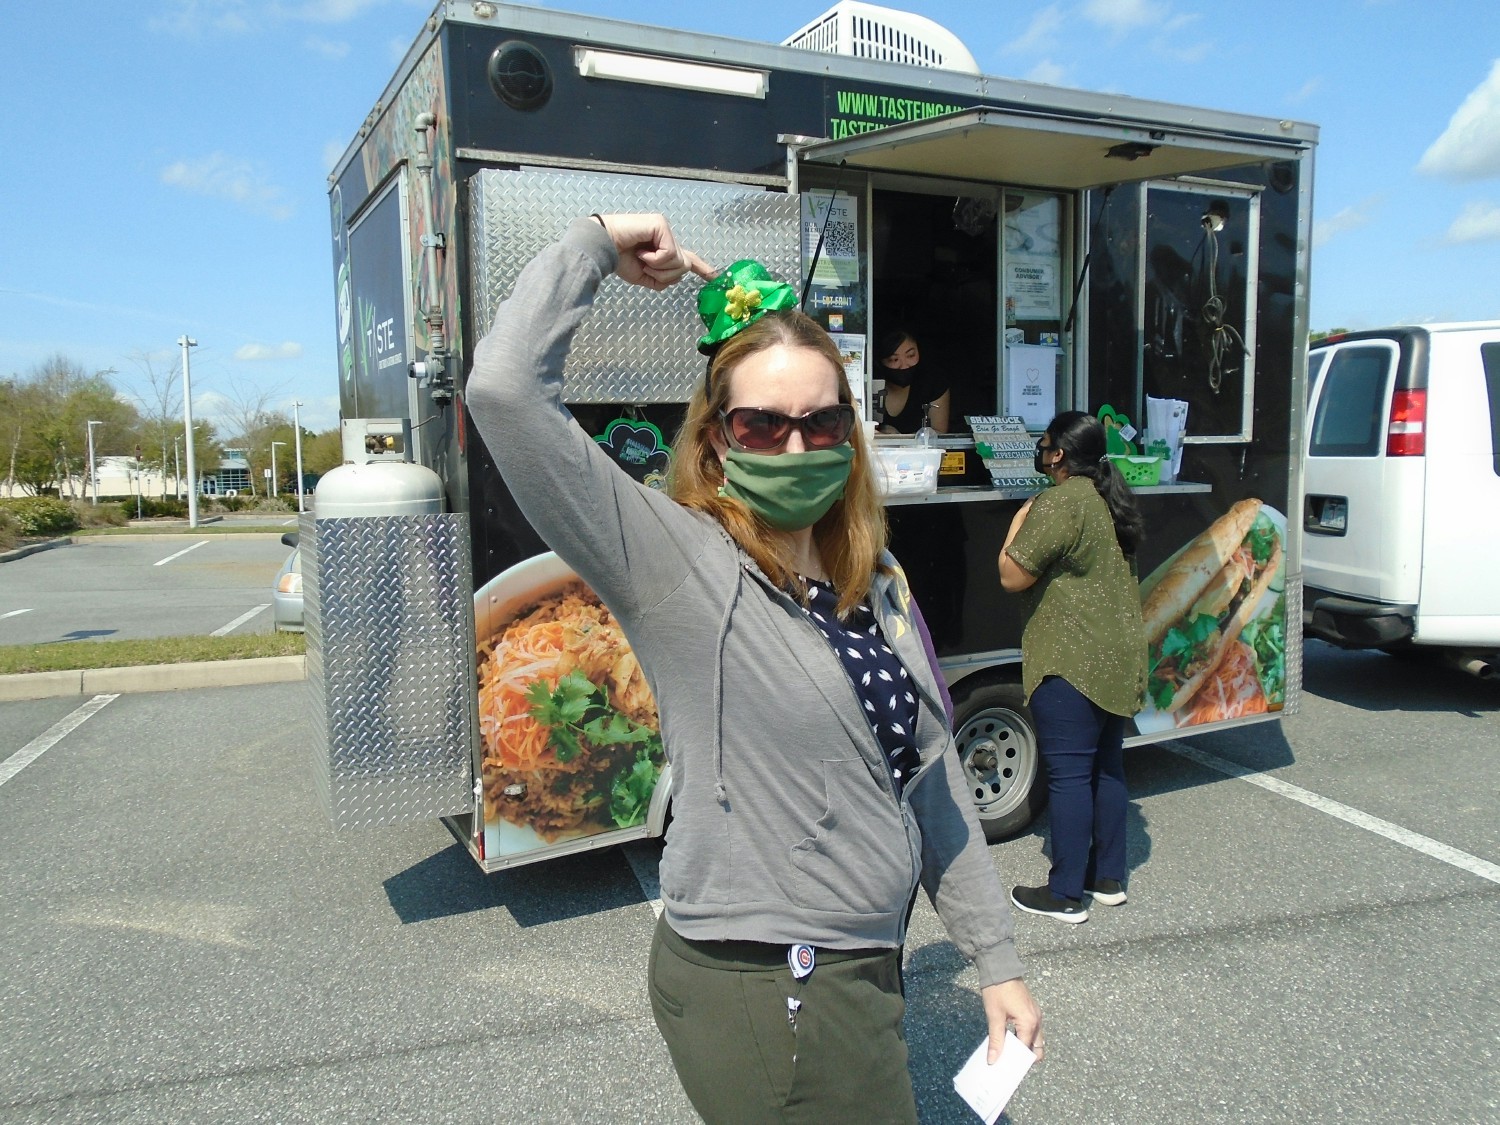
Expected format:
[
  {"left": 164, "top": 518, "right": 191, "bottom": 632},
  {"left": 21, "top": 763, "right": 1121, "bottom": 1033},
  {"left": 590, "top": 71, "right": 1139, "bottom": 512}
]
[{"left": 575, "top": 48, "right": 767, "bottom": 99}]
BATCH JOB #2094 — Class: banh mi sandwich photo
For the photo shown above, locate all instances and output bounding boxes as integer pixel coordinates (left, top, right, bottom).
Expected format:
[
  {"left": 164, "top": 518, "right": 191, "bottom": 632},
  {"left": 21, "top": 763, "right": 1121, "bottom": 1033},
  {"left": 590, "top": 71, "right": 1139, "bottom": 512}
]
[{"left": 1140, "top": 499, "right": 1285, "bottom": 718}]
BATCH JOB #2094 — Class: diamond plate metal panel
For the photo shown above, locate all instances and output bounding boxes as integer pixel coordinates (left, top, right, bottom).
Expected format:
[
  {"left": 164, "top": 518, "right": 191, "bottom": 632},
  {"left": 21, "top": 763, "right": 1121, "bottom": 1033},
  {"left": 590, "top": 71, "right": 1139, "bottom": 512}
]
[
  {"left": 305, "top": 514, "right": 475, "bottom": 829},
  {"left": 1282, "top": 573, "right": 1303, "bottom": 717},
  {"left": 468, "top": 169, "right": 800, "bottom": 403}
]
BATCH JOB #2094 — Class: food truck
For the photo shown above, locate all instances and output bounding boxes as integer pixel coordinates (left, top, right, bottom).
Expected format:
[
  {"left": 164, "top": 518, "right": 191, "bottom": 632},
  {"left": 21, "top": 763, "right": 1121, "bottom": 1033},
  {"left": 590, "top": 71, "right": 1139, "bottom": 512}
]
[{"left": 308, "top": 0, "right": 1316, "bottom": 869}]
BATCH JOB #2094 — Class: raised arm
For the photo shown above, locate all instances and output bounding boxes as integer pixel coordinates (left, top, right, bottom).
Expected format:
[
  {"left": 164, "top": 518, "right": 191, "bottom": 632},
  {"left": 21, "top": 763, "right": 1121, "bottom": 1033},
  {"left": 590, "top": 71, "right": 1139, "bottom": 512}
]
[{"left": 465, "top": 215, "right": 714, "bottom": 616}]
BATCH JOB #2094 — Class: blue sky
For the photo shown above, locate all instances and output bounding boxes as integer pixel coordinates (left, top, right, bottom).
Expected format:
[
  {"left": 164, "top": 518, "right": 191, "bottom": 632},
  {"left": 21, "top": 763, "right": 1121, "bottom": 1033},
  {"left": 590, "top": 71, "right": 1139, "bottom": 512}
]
[{"left": 3, "top": 0, "right": 1498, "bottom": 441}]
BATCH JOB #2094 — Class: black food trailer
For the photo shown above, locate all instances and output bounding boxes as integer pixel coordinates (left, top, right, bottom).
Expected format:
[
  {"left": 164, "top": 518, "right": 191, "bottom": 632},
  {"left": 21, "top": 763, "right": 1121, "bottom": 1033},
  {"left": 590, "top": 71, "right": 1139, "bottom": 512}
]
[{"left": 308, "top": 0, "right": 1316, "bottom": 869}]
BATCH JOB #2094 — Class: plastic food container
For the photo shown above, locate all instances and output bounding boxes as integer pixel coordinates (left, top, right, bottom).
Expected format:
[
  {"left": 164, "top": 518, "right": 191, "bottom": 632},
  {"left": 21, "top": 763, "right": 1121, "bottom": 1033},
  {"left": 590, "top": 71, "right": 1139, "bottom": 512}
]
[
  {"left": 1107, "top": 454, "right": 1163, "bottom": 488},
  {"left": 875, "top": 446, "right": 943, "bottom": 496}
]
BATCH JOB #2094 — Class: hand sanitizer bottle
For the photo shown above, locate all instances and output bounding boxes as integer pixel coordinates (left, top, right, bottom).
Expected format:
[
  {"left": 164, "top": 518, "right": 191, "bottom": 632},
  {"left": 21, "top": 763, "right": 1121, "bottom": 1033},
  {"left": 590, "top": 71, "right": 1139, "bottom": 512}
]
[{"left": 915, "top": 403, "right": 937, "bottom": 449}]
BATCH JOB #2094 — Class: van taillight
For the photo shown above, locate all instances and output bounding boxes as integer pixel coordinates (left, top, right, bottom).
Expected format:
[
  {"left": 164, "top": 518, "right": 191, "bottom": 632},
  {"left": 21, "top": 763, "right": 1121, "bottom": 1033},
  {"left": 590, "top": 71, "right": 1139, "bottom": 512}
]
[{"left": 1386, "top": 389, "right": 1427, "bottom": 456}]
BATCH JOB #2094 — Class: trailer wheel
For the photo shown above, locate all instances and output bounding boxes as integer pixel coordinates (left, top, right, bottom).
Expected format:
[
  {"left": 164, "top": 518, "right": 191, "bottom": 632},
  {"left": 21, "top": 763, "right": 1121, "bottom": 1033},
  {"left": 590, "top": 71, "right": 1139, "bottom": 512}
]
[{"left": 951, "top": 680, "right": 1045, "bottom": 842}]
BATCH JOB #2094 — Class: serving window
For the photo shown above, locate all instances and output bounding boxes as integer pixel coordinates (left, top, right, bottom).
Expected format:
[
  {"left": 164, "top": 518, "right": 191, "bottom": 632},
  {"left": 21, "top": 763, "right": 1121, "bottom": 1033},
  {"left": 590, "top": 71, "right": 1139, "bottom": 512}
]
[
  {"left": 1001, "top": 189, "right": 1069, "bottom": 429},
  {"left": 854, "top": 174, "right": 1078, "bottom": 435},
  {"left": 1140, "top": 179, "right": 1262, "bottom": 442}
]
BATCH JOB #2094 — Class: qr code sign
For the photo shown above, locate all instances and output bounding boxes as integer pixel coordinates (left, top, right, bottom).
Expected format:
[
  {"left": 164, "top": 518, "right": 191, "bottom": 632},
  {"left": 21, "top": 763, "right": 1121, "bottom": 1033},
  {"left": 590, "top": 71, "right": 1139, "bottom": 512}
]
[{"left": 822, "top": 218, "right": 857, "bottom": 258}]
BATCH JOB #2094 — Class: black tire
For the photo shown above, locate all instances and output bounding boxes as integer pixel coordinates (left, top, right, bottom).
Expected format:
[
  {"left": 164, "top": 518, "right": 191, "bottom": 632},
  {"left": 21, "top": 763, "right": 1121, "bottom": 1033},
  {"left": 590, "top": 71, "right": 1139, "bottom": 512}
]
[{"left": 950, "top": 679, "right": 1046, "bottom": 842}]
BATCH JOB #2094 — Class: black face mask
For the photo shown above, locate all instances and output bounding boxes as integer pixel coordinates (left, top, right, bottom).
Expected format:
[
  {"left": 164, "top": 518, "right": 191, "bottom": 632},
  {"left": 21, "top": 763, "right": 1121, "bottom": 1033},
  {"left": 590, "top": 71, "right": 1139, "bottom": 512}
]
[
  {"left": 1034, "top": 440, "right": 1055, "bottom": 476},
  {"left": 882, "top": 359, "right": 920, "bottom": 389}
]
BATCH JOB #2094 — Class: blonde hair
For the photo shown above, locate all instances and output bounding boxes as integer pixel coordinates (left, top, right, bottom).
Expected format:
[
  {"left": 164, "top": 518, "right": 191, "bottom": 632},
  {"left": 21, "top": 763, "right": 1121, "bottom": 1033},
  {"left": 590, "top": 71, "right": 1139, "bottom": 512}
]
[{"left": 667, "top": 310, "right": 888, "bottom": 617}]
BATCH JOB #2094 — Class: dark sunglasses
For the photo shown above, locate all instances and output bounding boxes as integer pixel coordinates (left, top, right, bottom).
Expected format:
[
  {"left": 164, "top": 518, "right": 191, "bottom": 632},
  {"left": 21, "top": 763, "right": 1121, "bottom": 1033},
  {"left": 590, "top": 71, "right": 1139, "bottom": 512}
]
[{"left": 720, "top": 404, "right": 856, "bottom": 452}]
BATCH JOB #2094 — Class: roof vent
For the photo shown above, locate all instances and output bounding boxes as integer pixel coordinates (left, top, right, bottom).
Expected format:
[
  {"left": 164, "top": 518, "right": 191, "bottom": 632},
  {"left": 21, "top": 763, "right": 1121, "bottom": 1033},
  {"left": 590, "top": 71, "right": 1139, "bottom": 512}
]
[{"left": 783, "top": 2, "right": 980, "bottom": 74}]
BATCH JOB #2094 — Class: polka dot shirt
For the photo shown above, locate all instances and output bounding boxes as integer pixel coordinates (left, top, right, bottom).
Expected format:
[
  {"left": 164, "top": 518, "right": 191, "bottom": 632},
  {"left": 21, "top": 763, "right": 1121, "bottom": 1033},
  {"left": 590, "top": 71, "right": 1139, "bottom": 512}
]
[{"left": 799, "top": 578, "right": 923, "bottom": 796}]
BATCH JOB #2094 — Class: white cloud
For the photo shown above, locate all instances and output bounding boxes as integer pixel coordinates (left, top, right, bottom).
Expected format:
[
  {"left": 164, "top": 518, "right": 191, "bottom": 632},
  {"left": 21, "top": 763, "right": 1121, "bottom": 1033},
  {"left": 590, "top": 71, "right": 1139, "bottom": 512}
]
[
  {"left": 1156, "top": 37, "right": 1213, "bottom": 64},
  {"left": 234, "top": 342, "right": 305, "bottom": 362},
  {"left": 1026, "top": 60, "right": 1069, "bottom": 86},
  {"left": 1078, "top": 1, "right": 1208, "bottom": 62},
  {"left": 304, "top": 36, "right": 351, "bottom": 59},
  {"left": 1082, "top": 0, "right": 1170, "bottom": 34},
  {"left": 1287, "top": 77, "right": 1323, "bottom": 105},
  {"left": 1443, "top": 200, "right": 1500, "bottom": 244},
  {"left": 150, "top": 1, "right": 253, "bottom": 36},
  {"left": 281, "top": 393, "right": 342, "bottom": 434},
  {"left": 192, "top": 389, "right": 235, "bottom": 424},
  {"left": 1151, "top": 13, "right": 1211, "bottom": 62},
  {"left": 1006, "top": 4, "right": 1065, "bottom": 55},
  {"left": 1313, "top": 197, "right": 1380, "bottom": 248},
  {"left": 1418, "top": 59, "right": 1500, "bottom": 181},
  {"left": 294, "top": 0, "right": 386, "bottom": 23},
  {"left": 323, "top": 138, "right": 349, "bottom": 174},
  {"left": 161, "top": 153, "right": 295, "bottom": 221},
  {"left": 152, "top": 0, "right": 399, "bottom": 36}
]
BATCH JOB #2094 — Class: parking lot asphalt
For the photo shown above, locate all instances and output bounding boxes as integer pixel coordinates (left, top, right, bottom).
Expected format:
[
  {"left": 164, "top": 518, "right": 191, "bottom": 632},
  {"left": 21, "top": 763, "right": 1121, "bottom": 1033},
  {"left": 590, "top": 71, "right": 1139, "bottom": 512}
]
[
  {"left": 1, "top": 645, "right": 1496, "bottom": 1124},
  {"left": 0, "top": 531, "right": 292, "bottom": 646}
]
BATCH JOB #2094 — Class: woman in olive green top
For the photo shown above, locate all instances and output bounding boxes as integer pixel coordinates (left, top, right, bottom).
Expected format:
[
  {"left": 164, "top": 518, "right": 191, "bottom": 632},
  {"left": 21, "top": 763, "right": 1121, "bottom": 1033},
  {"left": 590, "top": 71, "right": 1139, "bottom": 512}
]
[{"left": 999, "top": 411, "right": 1148, "bottom": 923}]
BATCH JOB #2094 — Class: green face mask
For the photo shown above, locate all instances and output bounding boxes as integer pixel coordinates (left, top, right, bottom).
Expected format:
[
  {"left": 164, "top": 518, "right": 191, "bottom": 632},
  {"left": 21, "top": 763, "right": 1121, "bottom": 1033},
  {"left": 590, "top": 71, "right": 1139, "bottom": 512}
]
[{"left": 719, "top": 446, "right": 855, "bottom": 531}]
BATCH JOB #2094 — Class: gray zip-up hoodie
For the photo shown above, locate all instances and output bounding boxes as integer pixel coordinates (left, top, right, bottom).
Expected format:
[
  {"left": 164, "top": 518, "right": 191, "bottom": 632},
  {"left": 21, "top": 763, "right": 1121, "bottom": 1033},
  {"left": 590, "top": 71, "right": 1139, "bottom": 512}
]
[{"left": 467, "top": 218, "right": 1023, "bottom": 987}]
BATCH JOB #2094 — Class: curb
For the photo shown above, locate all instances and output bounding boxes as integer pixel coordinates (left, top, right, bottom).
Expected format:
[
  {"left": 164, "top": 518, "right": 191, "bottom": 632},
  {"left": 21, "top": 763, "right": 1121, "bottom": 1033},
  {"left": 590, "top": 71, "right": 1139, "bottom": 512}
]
[
  {"left": 0, "top": 537, "right": 73, "bottom": 563},
  {"left": 0, "top": 655, "right": 307, "bottom": 702}
]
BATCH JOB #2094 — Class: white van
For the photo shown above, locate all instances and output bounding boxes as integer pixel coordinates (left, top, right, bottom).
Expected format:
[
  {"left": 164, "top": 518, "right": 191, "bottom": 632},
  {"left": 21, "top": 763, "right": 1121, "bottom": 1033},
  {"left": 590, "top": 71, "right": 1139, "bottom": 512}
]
[{"left": 1302, "top": 322, "right": 1500, "bottom": 677}]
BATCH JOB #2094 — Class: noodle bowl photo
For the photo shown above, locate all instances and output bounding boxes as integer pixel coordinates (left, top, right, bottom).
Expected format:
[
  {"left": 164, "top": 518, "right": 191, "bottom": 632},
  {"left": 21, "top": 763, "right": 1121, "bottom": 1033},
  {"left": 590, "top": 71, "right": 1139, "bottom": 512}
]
[{"left": 475, "top": 553, "right": 663, "bottom": 845}]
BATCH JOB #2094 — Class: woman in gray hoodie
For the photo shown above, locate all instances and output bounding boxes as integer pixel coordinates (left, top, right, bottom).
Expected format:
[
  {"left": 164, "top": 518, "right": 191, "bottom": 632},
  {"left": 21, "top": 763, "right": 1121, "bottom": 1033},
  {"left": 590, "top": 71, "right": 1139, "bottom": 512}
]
[{"left": 467, "top": 212, "right": 1040, "bottom": 1122}]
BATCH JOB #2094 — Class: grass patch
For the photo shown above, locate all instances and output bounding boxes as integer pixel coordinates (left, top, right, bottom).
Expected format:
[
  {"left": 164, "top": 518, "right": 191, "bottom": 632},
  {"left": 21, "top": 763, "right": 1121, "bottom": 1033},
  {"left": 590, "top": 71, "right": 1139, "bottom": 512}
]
[{"left": 0, "top": 632, "right": 306, "bottom": 675}]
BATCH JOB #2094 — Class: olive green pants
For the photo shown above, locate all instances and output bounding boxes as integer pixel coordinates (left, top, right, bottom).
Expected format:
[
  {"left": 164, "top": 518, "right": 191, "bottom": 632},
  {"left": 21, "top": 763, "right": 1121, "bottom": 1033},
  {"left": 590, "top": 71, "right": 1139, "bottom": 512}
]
[{"left": 648, "top": 916, "right": 918, "bottom": 1124}]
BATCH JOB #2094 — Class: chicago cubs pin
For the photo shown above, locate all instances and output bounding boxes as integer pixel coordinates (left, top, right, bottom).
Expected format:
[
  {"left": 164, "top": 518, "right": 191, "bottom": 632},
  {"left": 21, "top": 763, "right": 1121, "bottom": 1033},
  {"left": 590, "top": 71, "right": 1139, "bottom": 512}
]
[{"left": 788, "top": 944, "right": 815, "bottom": 979}]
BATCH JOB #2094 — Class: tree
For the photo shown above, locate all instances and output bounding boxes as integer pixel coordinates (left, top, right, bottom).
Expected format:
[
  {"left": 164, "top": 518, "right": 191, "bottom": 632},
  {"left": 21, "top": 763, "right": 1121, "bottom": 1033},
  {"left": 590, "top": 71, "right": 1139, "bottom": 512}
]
[
  {"left": 300, "top": 427, "right": 344, "bottom": 478},
  {"left": 242, "top": 410, "right": 296, "bottom": 496},
  {"left": 215, "top": 376, "right": 289, "bottom": 497},
  {"left": 182, "top": 418, "right": 225, "bottom": 498},
  {"left": 126, "top": 349, "right": 183, "bottom": 485},
  {"left": 1, "top": 376, "right": 22, "bottom": 497},
  {"left": 2, "top": 355, "right": 144, "bottom": 497}
]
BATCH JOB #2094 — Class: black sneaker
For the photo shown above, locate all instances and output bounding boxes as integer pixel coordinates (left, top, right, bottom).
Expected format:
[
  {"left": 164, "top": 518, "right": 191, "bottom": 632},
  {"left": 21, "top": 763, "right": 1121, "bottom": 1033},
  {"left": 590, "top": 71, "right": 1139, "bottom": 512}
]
[
  {"left": 1009, "top": 884, "right": 1088, "bottom": 924},
  {"left": 1086, "top": 878, "right": 1127, "bottom": 906}
]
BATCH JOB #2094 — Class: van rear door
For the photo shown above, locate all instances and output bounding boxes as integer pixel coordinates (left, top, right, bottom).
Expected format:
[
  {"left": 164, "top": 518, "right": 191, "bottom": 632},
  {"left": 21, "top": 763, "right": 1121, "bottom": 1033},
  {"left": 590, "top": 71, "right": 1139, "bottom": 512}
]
[
  {"left": 1303, "top": 334, "right": 1426, "bottom": 609},
  {"left": 1414, "top": 328, "right": 1500, "bottom": 644}
]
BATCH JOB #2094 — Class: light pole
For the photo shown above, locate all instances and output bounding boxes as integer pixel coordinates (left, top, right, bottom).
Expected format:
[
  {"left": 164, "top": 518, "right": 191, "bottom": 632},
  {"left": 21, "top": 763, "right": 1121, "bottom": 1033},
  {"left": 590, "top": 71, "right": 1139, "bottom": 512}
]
[
  {"left": 86, "top": 420, "right": 103, "bottom": 506},
  {"left": 292, "top": 401, "right": 306, "bottom": 513},
  {"left": 178, "top": 335, "right": 200, "bottom": 527},
  {"left": 270, "top": 440, "right": 286, "bottom": 498}
]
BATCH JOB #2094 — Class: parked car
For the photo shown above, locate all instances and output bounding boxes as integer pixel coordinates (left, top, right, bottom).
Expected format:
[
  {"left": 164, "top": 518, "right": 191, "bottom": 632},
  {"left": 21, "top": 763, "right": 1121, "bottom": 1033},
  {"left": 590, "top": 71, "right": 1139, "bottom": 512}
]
[
  {"left": 1303, "top": 322, "right": 1500, "bottom": 678},
  {"left": 273, "top": 531, "right": 303, "bottom": 632}
]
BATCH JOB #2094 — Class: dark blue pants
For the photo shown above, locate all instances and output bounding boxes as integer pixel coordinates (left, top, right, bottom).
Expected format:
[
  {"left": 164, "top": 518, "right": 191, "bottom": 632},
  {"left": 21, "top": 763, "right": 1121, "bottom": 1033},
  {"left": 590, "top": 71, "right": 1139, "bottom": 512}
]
[{"left": 1030, "top": 675, "right": 1127, "bottom": 901}]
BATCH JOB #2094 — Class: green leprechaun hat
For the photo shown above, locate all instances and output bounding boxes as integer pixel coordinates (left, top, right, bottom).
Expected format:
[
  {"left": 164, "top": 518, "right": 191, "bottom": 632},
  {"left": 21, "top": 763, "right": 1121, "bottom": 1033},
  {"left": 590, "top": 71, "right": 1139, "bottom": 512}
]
[{"left": 696, "top": 259, "right": 800, "bottom": 355}]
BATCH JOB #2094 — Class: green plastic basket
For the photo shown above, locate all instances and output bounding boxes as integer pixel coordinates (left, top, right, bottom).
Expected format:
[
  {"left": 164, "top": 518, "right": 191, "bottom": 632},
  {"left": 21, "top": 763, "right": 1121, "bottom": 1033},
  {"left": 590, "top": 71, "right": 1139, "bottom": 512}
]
[{"left": 1107, "top": 454, "right": 1163, "bottom": 487}]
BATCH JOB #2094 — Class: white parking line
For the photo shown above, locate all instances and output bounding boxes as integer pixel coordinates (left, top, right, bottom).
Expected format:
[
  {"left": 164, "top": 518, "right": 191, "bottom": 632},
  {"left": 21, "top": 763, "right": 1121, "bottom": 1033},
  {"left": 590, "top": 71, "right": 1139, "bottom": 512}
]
[
  {"left": 1165, "top": 741, "right": 1500, "bottom": 886},
  {"left": 0, "top": 695, "right": 119, "bottom": 790},
  {"left": 1, "top": 609, "right": 34, "bottom": 620},
  {"left": 155, "top": 540, "right": 209, "bottom": 566},
  {"left": 211, "top": 604, "right": 271, "bottom": 636}
]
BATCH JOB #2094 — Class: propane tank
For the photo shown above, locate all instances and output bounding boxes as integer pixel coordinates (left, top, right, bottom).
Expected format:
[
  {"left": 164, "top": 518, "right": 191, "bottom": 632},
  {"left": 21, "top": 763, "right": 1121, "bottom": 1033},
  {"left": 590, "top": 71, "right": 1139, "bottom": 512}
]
[
  {"left": 313, "top": 460, "right": 443, "bottom": 518},
  {"left": 313, "top": 418, "right": 443, "bottom": 518}
]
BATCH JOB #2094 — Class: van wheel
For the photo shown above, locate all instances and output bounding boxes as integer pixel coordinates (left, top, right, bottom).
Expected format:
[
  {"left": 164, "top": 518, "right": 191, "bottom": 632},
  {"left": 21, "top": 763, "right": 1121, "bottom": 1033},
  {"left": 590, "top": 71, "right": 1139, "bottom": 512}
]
[{"left": 951, "top": 680, "right": 1046, "bottom": 842}]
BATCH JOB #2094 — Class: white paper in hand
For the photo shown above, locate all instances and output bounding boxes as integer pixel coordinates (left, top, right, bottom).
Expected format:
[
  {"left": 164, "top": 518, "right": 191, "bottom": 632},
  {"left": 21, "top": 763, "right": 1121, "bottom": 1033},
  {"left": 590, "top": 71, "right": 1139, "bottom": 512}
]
[{"left": 952, "top": 1031, "right": 1036, "bottom": 1123}]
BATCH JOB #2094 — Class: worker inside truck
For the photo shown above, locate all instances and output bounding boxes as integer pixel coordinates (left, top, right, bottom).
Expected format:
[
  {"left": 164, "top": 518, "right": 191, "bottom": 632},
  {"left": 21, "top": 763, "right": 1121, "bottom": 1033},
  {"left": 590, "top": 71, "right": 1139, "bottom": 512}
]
[{"left": 871, "top": 185, "right": 1068, "bottom": 433}]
